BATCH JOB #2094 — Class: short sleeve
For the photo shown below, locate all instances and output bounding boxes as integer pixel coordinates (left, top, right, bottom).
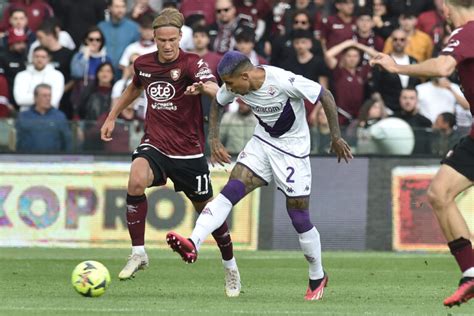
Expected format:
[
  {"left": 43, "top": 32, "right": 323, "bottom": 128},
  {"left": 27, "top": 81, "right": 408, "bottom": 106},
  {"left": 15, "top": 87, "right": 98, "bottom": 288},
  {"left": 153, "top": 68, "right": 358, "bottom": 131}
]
[
  {"left": 132, "top": 61, "right": 142, "bottom": 88},
  {"left": 278, "top": 69, "right": 323, "bottom": 104},
  {"left": 441, "top": 26, "right": 474, "bottom": 63},
  {"left": 216, "top": 84, "right": 235, "bottom": 105},
  {"left": 187, "top": 54, "right": 216, "bottom": 83}
]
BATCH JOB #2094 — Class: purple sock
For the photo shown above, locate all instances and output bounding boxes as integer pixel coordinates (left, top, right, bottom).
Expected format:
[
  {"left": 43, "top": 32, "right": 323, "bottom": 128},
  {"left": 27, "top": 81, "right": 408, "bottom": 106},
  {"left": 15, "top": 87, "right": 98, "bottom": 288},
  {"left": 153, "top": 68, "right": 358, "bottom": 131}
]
[
  {"left": 287, "top": 209, "right": 313, "bottom": 233},
  {"left": 221, "top": 179, "right": 246, "bottom": 205}
]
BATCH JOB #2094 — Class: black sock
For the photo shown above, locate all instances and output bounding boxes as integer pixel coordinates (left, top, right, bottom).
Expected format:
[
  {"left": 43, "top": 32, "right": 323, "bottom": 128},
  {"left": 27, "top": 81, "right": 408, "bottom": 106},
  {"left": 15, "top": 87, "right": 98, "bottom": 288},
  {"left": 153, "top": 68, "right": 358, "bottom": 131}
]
[{"left": 309, "top": 276, "right": 324, "bottom": 291}]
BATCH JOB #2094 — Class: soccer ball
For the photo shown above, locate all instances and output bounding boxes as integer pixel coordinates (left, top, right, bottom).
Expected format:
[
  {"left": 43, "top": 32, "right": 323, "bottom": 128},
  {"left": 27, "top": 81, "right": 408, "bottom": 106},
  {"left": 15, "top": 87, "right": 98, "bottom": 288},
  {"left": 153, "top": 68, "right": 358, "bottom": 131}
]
[{"left": 71, "top": 260, "right": 111, "bottom": 297}]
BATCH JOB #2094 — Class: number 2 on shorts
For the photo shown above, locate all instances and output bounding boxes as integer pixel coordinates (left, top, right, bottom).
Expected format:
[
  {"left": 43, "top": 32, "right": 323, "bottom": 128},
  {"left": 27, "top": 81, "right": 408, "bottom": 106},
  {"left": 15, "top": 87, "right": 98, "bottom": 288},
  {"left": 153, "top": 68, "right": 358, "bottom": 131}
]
[{"left": 286, "top": 167, "right": 295, "bottom": 183}]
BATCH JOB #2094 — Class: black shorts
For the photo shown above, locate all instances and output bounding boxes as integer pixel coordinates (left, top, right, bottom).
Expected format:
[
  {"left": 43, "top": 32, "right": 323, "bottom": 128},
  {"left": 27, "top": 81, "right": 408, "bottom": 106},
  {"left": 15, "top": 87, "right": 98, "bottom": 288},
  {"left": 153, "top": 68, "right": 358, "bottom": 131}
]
[
  {"left": 441, "top": 136, "right": 474, "bottom": 181},
  {"left": 132, "top": 145, "right": 213, "bottom": 202}
]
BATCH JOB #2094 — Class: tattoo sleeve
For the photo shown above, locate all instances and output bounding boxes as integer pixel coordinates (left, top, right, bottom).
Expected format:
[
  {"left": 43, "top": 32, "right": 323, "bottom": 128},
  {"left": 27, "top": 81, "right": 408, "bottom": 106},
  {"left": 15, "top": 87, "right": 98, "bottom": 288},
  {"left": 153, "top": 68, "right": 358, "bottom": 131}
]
[
  {"left": 319, "top": 88, "right": 342, "bottom": 139},
  {"left": 208, "top": 98, "right": 225, "bottom": 142}
]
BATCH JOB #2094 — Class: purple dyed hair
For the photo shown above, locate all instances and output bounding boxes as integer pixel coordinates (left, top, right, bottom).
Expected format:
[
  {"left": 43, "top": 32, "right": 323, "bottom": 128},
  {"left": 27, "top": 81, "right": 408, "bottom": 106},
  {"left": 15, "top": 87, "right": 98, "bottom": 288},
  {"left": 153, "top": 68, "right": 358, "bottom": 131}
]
[{"left": 217, "top": 51, "right": 252, "bottom": 78}]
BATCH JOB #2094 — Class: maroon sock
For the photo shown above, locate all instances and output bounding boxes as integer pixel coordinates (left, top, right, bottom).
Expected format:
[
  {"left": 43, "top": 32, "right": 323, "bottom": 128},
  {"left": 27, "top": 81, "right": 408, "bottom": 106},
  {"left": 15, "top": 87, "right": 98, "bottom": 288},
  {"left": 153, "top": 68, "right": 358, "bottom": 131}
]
[
  {"left": 126, "top": 194, "right": 147, "bottom": 246},
  {"left": 448, "top": 237, "right": 474, "bottom": 273},
  {"left": 212, "top": 221, "right": 234, "bottom": 261}
]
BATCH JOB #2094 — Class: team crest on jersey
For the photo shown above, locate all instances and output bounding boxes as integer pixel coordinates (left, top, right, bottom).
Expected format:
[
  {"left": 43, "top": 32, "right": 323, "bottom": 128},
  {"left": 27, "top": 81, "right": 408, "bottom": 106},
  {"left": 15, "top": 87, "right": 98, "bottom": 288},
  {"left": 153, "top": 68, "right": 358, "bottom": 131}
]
[
  {"left": 170, "top": 68, "right": 181, "bottom": 81},
  {"left": 267, "top": 86, "right": 277, "bottom": 96}
]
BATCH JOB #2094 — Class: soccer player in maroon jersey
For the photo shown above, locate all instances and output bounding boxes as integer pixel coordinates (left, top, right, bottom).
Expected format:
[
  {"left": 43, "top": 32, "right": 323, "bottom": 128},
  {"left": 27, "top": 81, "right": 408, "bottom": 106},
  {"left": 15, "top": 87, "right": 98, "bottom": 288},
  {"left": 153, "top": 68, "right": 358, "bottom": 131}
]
[
  {"left": 100, "top": 8, "right": 241, "bottom": 297},
  {"left": 371, "top": 0, "right": 474, "bottom": 307}
]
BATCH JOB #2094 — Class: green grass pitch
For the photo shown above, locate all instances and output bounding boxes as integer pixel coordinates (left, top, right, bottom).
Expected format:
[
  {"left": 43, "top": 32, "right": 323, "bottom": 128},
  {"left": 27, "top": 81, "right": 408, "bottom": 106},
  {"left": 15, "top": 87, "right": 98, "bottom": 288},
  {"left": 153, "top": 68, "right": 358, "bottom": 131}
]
[{"left": 1, "top": 248, "right": 473, "bottom": 315}]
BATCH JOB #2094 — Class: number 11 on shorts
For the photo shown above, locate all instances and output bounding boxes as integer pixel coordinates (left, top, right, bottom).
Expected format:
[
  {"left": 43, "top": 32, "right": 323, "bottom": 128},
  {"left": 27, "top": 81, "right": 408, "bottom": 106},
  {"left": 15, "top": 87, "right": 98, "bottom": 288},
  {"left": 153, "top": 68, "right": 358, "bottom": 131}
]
[{"left": 196, "top": 174, "right": 209, "bottom": 193}]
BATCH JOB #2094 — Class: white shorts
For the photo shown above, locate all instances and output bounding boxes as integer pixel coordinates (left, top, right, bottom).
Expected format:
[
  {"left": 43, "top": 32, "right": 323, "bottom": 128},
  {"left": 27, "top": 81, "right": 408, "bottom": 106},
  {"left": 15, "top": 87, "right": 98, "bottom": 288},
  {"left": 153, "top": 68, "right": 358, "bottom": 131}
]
[{"left": 237, "top": 136, "right": 312, "bottom": 197}]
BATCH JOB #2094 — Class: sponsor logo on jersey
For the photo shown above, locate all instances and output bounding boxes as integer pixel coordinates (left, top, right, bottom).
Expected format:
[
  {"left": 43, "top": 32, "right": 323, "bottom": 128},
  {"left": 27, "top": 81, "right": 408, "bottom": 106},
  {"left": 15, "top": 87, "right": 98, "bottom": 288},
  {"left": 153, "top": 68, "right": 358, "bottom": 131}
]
[
  {"left": 139, "top": 71, "right": 151, "bottom": 77},
  {"left": 196, "top": 67, "right": 214, "bottom": 80},
  {"left": 170, "top": 68, "right": 181, "bottom": 81},
  {"left": 252, "top": 104, "right": 282, "bottom": 113},
  {"left": 147, "top": 81, "right": 176, "bottom": 102},
  {"left": 150, "top": 102, "right": 177, "bottom": 111},
  {"left": 288, "top": 77, "right": 295, "bottom": 85}
]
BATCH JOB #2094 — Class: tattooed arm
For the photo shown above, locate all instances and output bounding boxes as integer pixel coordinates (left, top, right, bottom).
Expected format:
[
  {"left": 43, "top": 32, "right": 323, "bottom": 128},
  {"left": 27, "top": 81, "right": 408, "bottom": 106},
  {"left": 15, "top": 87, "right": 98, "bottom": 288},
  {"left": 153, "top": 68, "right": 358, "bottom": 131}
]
[
  {"left": 319, "top": 88, "right": 353, "bottom": 163},
  {"left": 208, "top": 98, "right": 231, "bottom": 165}
]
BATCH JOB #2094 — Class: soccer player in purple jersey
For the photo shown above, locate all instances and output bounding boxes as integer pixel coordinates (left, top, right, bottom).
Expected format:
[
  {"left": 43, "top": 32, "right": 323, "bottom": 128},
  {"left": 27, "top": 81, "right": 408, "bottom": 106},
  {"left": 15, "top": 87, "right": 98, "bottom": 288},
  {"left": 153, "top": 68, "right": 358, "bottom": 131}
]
[
  {"left": 100, "top": 8, "right": 241, "bottom": 297},
  {"left": 166, "top": 50, "right": 353, "bottom": 301},
  {"left": 371, "top": 0, "right": 474, "bottom": 307}
]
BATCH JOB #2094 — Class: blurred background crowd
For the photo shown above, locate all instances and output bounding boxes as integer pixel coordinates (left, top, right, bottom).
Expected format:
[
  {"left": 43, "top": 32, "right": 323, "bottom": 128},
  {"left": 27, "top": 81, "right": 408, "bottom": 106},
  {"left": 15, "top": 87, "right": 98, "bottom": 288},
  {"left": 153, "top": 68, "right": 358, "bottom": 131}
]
[{"left": 0, "top": 0, "right": 471, "bottom": 156}]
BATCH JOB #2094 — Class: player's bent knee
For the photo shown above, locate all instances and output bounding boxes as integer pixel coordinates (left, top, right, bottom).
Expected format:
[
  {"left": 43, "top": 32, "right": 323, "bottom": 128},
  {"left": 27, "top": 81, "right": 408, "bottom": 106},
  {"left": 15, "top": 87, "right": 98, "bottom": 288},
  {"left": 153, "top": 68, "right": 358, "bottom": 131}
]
[
  {"left": 128, "top": 174, "right": 148, "bottom": 196},
  {"left": 427, "top": 183, "right": 447, "bottom": 211},
  {"left": 287, "top": 209, "right": 313, "bottom": 234},
  {"left": 221, "top": 179, "right": 246, "bottom": 205}
]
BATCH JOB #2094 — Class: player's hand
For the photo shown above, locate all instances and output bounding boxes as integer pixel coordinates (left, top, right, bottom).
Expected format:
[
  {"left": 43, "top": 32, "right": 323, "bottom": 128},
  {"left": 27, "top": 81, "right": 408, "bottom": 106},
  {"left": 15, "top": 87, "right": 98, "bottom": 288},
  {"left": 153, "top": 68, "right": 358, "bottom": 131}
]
[
  {"left": 330, "top": 137, "right": 353, "bottom": 163},
  {"left": 100, "top": 118, "right": 115, "bottom": 141},
  {"left": 370, "top": 53, "right": 398, "bottom": 73},
  {"left": 210, "top": 138, "right": 231, "bottom": 166},
  {"left": 185, "top": 81, "right": 205, "bottom": 95}
]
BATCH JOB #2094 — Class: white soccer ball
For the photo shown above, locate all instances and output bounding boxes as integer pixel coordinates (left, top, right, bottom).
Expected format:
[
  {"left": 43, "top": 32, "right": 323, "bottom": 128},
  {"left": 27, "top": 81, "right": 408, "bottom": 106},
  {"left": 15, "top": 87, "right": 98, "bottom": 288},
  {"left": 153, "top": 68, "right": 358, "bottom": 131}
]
[{"left": 71, "top": 260, "right": 111, "bottom": 297}]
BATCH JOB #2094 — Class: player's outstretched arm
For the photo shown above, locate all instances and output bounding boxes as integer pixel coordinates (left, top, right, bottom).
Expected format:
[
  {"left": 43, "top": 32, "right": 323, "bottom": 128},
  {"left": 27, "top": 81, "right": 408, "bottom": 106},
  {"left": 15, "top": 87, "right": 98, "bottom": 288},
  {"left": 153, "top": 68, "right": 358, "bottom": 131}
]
[
  {"left": 184, "top": 81, "right": 219, "bottom": 98},
  {"left": 319, "top": 88, "right": 353, "bottom": 163},
  {"left": 208, "top": 98, "right": 231, "bottom": 166},
  {"left": 370, "top": 54, "right": 457, "bottom": 78},
  {"left": 100, "top": 83, "right": 143, "bottom": 141}
]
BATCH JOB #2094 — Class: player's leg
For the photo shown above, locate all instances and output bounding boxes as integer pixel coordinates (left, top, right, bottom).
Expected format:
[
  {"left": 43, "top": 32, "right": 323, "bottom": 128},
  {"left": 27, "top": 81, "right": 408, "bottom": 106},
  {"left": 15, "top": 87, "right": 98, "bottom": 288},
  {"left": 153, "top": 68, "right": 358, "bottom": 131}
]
[
  {"left": 193, "top": 198, "right": 240, "bottom": 297},
  {"left": 286, "top": 196, "right": 327, "bottom": 301},
  {"left": 119, "top": 151, "right": 163, "bottom": 280},
  {"left": 167, "top": 138, "right": 271, "bottom": 259},
  {"left": 428, "top": 137, "right": 474, "bottom": 306},
  {"left": 427, "top": 164, "right": 474, "bottom": 306}
]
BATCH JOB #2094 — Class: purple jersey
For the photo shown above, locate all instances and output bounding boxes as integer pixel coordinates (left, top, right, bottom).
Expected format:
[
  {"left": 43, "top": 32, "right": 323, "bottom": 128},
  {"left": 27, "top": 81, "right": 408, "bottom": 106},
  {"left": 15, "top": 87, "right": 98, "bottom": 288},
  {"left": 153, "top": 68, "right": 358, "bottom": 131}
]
[
  {"left": 132, "top": 50, "right": 216, "bottom": 158},
  {"left": 441, "top": 21, "right": 474, "bottom": 139}
]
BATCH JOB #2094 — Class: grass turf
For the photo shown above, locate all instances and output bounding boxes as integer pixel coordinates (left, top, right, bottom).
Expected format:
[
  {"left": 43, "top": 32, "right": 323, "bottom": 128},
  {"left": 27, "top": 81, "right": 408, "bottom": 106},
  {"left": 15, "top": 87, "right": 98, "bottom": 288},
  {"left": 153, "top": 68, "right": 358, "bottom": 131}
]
[{"left": 0, "top": 248, "right": 472, "bottom": 315}]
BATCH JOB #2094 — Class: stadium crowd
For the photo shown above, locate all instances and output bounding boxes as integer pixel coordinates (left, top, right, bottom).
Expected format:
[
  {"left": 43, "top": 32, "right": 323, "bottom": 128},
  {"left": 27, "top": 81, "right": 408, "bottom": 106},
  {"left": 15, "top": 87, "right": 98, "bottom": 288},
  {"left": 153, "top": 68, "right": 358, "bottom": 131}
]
[{"left": 0, "top": 0, "right": 471, "bottom": 156}]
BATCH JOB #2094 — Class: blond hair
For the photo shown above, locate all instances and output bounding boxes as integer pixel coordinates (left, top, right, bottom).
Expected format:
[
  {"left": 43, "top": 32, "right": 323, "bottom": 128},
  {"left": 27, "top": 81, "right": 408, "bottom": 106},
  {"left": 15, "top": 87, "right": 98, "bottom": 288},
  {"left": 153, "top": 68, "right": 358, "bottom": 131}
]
[
  {"left": 152, "top": 8, "right": 184, "bottom": 29},
  {"left": 446, "top": 0, "right": 474, "bottom": 8}
]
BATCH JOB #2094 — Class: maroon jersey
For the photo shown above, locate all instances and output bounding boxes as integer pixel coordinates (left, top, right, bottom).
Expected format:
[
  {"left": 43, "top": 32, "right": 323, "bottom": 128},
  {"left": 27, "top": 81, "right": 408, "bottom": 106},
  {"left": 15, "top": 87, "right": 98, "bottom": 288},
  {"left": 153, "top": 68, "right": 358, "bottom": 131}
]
[
  {"left": 441, "top": 21, "right": 474, "bottom": 139},
  {"left": 320, "top": 15, "right": 356, "bottom": 49},
  {"left": 132, "top": 49, "right": 216, "bottom": 158}
]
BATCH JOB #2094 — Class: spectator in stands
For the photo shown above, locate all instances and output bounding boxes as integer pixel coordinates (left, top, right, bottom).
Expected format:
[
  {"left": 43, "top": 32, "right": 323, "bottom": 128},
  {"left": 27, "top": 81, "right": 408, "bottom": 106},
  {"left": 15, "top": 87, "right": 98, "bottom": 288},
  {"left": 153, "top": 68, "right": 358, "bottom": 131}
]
[
  {"left": 325, "top": 39, "right": 374, "bottom": 126},
  {"left": 1, "top": 8, "right": 35, "bottom": 48},
  {"left": 270, "top": 9, "right": 323, "bottom": 67},
  {"left": 235, "top": 0, "right": 271, "bottom": 44},
  {"left": 46, "top": 0, "right": 107, "bottom": 48},
  {"left": 234, "top": 25, "right": 267, "bottom": 66},
  {"left": 431, "top": 112, "right": 462, "bottom": 157},
  {"left": 372, "top": 0, "right": 397, "bottom": 39},
  {"left": 112, "top": 53, "right": 146, "bottom": 120},
  {"left": 354, "top": 8, "right": 384, "bottom": 67},
  {"left": 387, "top": 0, "right": 434, "bottom": 19},
  {"left": 383, "top": 10, "right": 433, "bottom": 62},
  {"left": 320, "top": 0, "right": 356, "bottom": 49},
  {"left": 35, "top": 19, "right": 75, "bottom": 118},
  {"left": 180, "top": 0, "right": 216, "bottom": 26},
  {"left": 220, "top": 99, "right": 257, "bottom": 155},
  {"left": 191, "top": 25, "right": 222, "bottom": 78},
  {"left": 280, "top": 29, "right": 329, "bottom": 88},
  {"left": 209, "top": 0, "right": 253, "bottom": 54},
  {"left": 0, "top": 74, "right": 13, "bottom": 118},
  {"left": 0, "top": 0, "right": 54, "bottom": 33},
  {"left": 309, "top": 103, "right": 332, "bottom": 154},
  {"left": 27, "top": 17, "right": 76, "bottom": 63},
  {"left": 0, "top": 31, "right": 28, "bottom": 106},
  {"left": 372, "top": 29, "right": 420, "bottom": 113},
  {"left": 416, "top": 77, "right": 468, "bottom": 124},
  {"left": 94, "top": 102, "right": 143, "bottom": 153},
  {"left": 345, "top": 97, "right": 389, "bottom": 149},
  {"left": 128, "top": 0, "right": 157, "bottom": 22},
  {"left": 76, "top": 62, "right": 114, "bottom": 122},
  {"left": 13, "top": 46, "right": 64, "bottom": 112},
  {"left": 393, "top": 87, "right": 432, "bottom": 154},
  {"left": 99, "top": 0, "right": 140, "bottom": 78},
  {"left": 416, "top": 0, "right": 445, "bottom": 51},
  {"left": 70, "top": 26, "right": 111, "bottom": 89},
  {"left": 15, "top": 83, "right": 72, "bottom": 153},
  {"left": 119, "top": 13, "right": 156, "bottom": 73}
]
